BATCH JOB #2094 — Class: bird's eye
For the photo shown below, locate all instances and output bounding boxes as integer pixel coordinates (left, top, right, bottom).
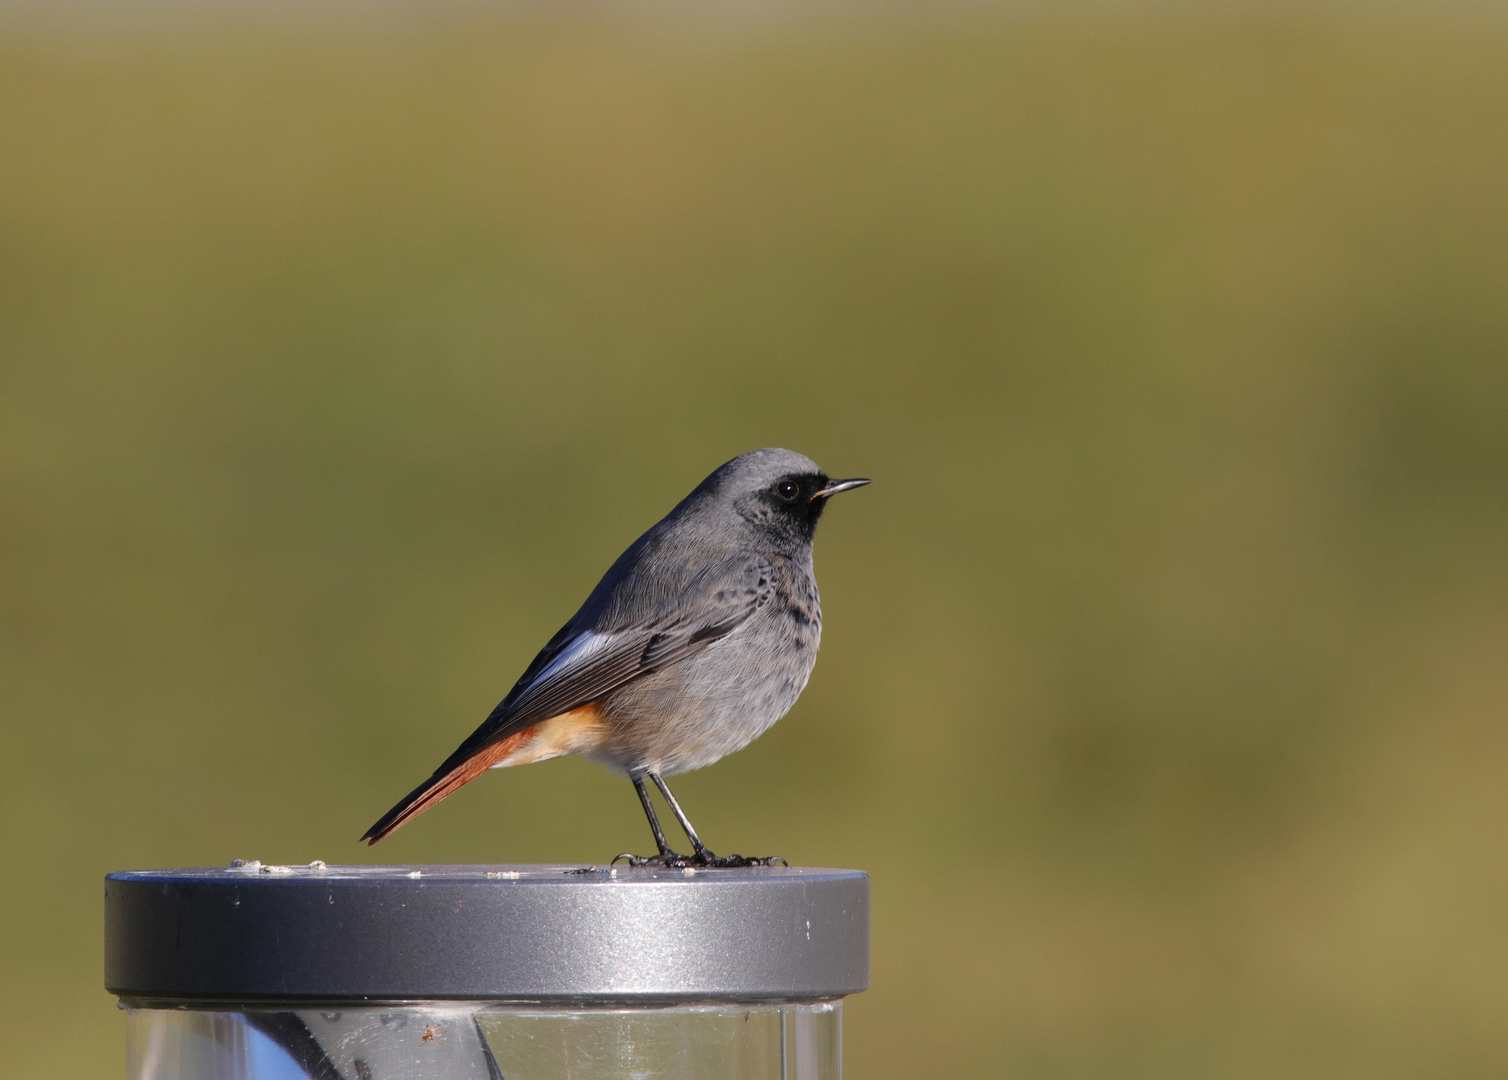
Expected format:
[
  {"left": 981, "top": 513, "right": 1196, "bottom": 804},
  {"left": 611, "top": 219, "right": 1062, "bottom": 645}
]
[{"left": 775, "top": 479, "right": 800, "bottom": 501}]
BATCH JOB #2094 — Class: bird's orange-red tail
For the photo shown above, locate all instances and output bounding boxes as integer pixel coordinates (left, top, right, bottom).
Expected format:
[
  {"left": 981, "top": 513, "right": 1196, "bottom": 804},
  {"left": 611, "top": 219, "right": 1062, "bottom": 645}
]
[{"left": 362, "top": 726, "right": 537, "bottom": 844}]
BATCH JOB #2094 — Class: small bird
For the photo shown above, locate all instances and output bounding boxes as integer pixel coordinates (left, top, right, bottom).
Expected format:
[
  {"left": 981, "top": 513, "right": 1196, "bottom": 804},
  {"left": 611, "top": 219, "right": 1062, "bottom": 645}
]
[{"left": 362, "top": 448, "right": 870, "bottom": 866}]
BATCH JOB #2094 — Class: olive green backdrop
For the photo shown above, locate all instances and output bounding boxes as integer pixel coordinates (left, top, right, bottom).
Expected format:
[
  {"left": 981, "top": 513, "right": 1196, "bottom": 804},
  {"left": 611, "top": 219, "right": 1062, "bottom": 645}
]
[{"left": 3, "top": 3, "right": 1508, "bottom": 1077}]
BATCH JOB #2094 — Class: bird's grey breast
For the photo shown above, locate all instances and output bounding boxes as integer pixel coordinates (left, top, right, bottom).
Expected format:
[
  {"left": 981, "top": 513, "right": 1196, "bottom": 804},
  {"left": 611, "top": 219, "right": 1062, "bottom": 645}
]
[{"left": 593, "top": 549, "right": 823, "bottom": 776}]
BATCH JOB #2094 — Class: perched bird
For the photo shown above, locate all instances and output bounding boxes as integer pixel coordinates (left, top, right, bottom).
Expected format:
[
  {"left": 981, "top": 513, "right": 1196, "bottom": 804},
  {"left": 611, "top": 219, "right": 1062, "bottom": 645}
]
[{"left": 362, "top": 448, "right": 870, "bottom": 866}]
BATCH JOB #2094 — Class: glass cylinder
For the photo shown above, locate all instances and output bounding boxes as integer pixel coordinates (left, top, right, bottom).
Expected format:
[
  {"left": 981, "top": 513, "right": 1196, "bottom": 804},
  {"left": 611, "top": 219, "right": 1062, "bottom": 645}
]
[
  {"left": 125, "top": 1000, "right": 841, "bottom": 1080},
  {"left": 106, "top": 864, "right": 868, "bottom": 1080}
]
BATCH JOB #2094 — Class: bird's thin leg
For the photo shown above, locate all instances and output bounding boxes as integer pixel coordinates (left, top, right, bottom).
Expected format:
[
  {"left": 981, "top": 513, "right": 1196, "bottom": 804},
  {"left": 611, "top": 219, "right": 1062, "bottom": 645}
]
[
  {"left": 633, "top": 775, "right": 676, "bottom": 857},
  {"left": 611, "top": 775, "right": 701, "bottom": 867},
  {"left": 649, "top": 773, "right": 787, "bottom": 869},
  {"left": 649, "top": 773, "right": 712, "bottom": 859}
]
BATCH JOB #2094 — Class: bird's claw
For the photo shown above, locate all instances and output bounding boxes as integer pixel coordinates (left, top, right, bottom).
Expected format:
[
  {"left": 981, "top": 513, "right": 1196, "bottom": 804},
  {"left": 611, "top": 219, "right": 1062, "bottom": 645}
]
[
  {"left": 696, "top": 853, "right": 788, "bottom": 868},
  {"left": 612, "top": 852, "right": 659, "bottom": 867},
  {"left": 611, "top": 851, "right": 694, "bottom": 868},
  {"left": 610, "top": 851, "right": 787, "bottom": 869}
]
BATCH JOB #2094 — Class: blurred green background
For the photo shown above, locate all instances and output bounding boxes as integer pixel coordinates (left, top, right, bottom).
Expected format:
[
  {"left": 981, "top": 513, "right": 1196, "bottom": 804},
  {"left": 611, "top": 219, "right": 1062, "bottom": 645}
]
[{"left": 4, "top": 2, "right": 1508, "bottom": 1077}]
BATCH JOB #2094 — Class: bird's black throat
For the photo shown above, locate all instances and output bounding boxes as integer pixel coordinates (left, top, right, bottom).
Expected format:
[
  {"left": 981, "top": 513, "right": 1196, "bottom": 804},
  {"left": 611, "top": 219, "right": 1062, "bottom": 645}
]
[{"left": 744, "top": 471, "right": 830, "bottom": 545}]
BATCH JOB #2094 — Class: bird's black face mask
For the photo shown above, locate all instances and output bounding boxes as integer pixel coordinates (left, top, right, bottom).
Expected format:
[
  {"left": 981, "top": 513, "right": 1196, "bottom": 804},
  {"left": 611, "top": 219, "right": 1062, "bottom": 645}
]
[{"left": 752, "top": 472, "right": 871, "bottom": 545}]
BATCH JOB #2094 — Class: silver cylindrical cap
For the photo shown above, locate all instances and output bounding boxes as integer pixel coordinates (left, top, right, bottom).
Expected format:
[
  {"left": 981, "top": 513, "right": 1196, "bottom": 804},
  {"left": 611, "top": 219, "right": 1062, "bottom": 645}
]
[{"left": 105, "top": 864, "right": 868, "bottom": 1003}]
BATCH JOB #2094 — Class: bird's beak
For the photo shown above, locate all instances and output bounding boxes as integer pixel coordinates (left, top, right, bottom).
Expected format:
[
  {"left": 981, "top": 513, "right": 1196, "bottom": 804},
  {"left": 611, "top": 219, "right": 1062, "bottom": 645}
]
[{"left": 812, "top": 477, "right": 872, "bottom": 500}]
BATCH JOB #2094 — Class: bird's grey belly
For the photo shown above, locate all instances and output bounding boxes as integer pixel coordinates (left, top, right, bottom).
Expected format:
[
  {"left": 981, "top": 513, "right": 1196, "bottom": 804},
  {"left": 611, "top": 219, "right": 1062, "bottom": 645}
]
[{"left": 590, "top": 605, "right": 821, "bottom": 776}]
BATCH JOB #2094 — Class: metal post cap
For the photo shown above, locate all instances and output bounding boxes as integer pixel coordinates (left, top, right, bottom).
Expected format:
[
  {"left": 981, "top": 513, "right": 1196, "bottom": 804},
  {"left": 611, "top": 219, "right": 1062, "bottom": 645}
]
[{"left": 105, "top": 863, "right": 869, "bottom": 1003}]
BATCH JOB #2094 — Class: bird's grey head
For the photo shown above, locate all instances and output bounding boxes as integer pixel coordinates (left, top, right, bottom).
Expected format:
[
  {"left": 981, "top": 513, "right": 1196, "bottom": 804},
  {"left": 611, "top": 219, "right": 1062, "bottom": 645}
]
[{"left": 693, "top": 448, "right": 871, "bottom": 548}]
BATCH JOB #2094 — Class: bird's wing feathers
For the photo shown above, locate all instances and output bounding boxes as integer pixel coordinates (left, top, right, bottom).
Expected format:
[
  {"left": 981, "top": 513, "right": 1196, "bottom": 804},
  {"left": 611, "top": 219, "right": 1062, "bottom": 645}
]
[{"left": 440, "top": 554, "right": 774, "bottom": 769}]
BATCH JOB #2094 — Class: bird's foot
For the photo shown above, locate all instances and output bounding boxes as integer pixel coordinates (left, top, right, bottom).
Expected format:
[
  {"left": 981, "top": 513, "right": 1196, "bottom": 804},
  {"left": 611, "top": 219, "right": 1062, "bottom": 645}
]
[
  {"left": 693, "top": 852, "right": 788, "bottom": 868},
  {"left": 611, "top": 850, "right": 787, "bottom": 869},
  {"left": 612, "top": 850, "right": 694, "bottom": 868}
]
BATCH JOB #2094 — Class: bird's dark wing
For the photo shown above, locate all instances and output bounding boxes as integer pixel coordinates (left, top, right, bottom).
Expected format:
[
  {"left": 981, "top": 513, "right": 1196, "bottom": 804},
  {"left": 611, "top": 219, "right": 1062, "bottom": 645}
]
[
  {"left": 477, "top": 552, "right": 775, "bottom": 743},
  {"left": 361, "top": 554, "right": 773, "bottom": 843}
]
